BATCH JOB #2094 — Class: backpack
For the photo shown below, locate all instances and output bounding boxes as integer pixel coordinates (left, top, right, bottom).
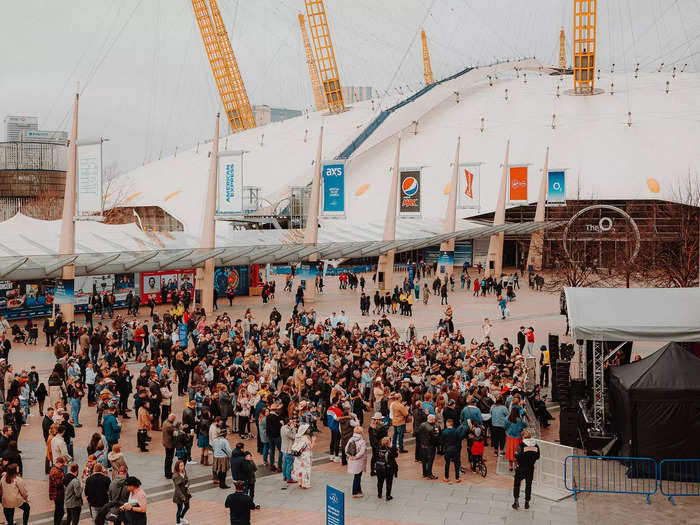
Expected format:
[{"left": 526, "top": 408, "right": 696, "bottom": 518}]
[
  {"left": 346, "top": 439, "right": 357, "bottom": 457},
  {"left": 374, "top": 449, "right": 388, "bottom": 474}
]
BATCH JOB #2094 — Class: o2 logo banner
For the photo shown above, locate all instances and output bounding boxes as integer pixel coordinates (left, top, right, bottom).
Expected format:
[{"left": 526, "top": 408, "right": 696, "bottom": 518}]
[
  {"left": 400, "top": 169, "right": 421, "bottom": 213},
  {"left": 322, "top": 163, "right": 345, "bottom": 213}
]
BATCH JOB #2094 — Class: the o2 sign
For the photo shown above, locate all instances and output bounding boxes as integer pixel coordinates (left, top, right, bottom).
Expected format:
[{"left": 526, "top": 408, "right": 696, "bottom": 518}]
[{"left": 562, "top": 204, "right": 641, "bottom": 264}]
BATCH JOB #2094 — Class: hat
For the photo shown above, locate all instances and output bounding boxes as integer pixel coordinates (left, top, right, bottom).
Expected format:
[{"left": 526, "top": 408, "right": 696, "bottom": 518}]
[
  {"left": 371, "top": 412, "right": 383, "bottom": 420},
  {"left": 540, "top": 345, "right": 547, "bottom": 350},
  {"left": 296, "top": 423, "right": 310, "bottom": 438}
]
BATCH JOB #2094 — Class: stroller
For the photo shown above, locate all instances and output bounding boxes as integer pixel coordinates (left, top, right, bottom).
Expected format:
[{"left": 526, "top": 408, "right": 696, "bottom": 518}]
[{"left": 11, "top": 325, "right": 26, "bottom": 343}]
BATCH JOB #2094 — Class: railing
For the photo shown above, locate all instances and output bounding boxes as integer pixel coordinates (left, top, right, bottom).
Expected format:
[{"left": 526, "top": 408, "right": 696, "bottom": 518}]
[
  {"left": 564, "top": 455, "right": 658, "bottom": 504},
  {"left": 659, "top": 459, "right": 700, "bottom": 505}
]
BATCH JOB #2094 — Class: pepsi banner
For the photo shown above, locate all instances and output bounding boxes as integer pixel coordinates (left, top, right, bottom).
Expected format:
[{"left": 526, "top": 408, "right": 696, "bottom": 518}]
[
  {"left": 322, "top": 162, "right": 345, "bottom": 213},
  {"left": 399, "top": 169, "right": 421, "bottom": 214},
  {"left": 458, "top": 163, "right": 481, "bottom": 209},
  {"left": 547, "top": 170, "right": 566, "bottom": 204}
]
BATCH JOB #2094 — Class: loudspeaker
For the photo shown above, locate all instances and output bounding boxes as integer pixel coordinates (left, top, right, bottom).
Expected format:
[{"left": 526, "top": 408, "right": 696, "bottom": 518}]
[
  {"left": 378, "top": 271, "right": 384, "bottom": 284},
  {"left": 559, "top": 407, "right": 580, "bottom": 447},
  {"left": 489, "top": 260, "right": 495, "bottom": 270},
  {"left": 548, "top": 333, "right": 560, "bottom": 360}
]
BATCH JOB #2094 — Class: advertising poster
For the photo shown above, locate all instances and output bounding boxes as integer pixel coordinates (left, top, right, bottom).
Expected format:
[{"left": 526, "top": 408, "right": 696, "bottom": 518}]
[
  {"left": 214, "top": 265, "right": 250, "bottom": 298},
  {"left": 74, "top": 273, "right": 135, "bottom": 310},
  {"left": 54, "top": 279, "right": 75, "bottom": 304},
  {"left": 326, "top": 485, "right": 345, "bottom": 525},
  {"left": 322, "top": 162, "right": 345, "bottom": 213},
  {"left": 399, "top": 169, "right": 421, "bottom": 214},
  {"left": 140, "top": 269, "right": 197, "bottom": 304},
  {"left": 217, "top": 152, "right": 243, "bottom": 214},
  {"left": 508, "top": 166, "right": 528, "bottom": 202},
  {"left": 77, "top": 142, "right": 102, "bottom": 215},
  {"left": 458, "top": 163, "right": 481, "bottom": 209},
  {"left": 547, "top": 170, "right": 566, "bottom": 204},
  {"left": 437, "top": 251, "right": 455, "bottom": 274},
  {"left": 0, "top": 279, "right": 55, "bottom": 319}
]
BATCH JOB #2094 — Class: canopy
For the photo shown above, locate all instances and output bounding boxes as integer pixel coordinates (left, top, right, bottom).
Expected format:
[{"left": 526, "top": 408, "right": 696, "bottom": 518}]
[
  {"left": 563, "top": 287, "right": 700, "bottom": 342},
  {"left": 608, "top": 342, "right": 700, "bottom": 459}
]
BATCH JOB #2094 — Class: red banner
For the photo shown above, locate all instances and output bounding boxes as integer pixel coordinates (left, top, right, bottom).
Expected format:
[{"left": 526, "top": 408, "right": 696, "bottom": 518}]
[
  {"left": 141, "top": 269, "right": 196, "bottom": 305},
  {"left": 509, "top": 166, "right": 528, "bottom": 201}
]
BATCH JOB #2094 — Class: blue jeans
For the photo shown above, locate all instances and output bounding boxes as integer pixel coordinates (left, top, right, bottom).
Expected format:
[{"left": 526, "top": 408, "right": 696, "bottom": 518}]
[
  {"left": 268, "top": 436, "right": 282, "bottom": 467},
  {"left": 392, "top": 425, "right": 405, "bottom": 450},
  {"left": 176, "top": 501, "right": 189, "bottom": 523},
  {"left": 20, "top": 399, "right": 29, "bottom": 423},
  {"left": 69, "top": 398, "right": 81, "bottom": 426},
  {"left": 262, "top": 442, "right": 270, "bottom": 464},
  {"left": 352, "top": 472, "right": 363, "bottom": 495},
  {"left": 282, "top": 453, "right": 294, "bottom": 480}
]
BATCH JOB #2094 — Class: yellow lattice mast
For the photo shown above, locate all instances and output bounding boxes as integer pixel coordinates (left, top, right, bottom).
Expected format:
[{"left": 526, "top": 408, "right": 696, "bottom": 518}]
[
  {"left": 421, "top": 29, "right": 434, "bottom": 85},
  {"left": 304, "top": 0, "right": 345, "bottom": 113},
  {"left": 298, "top": 13, "right": 327, "bottom": 111},
  {"left": 559, "top": 26, "right": 566, "bottom": 69},
  {"left": 191, "top": 0, "right": 254, "bottom": 132},
  {"left": 573, "top": 0, "right": 596, "bottom": 93},
  {"left": 209, "top": 0, "right": 255, "bottom": 130}
]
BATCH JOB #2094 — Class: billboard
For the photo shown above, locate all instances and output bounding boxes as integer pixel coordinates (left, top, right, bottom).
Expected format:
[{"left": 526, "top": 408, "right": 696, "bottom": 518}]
[
  {"left": 0, "top": 279, "right": 55, "bottom": 319},
  {"left": 322, "top": 162, "right": 345, "bottom": 213},
  {"left": 458, "top": 163, "right": 481, "bottom": 209},
  {"left": 509, "top": 165, "right": 528, "bottom": 202},
  {"left": 547, "top": 170, "right": 566, "bottom": 204},
  {"left": 77, "top": 142, "right": 103, "bottom": 215},
  {"left": 140, "top": 269, "right": 196, "bottom": 305},
  {"left": 214, "top": 265, "right": 250, "bottom": 298},
  {"left": 217, "top": 152, "right": 243, "bottom": 214},
  {"left": 437, "top": 251, "right": 454, "bottom": 274},
  {"left": 54, "top": 279, "right": 74, "bottom": 304},
  {"left": 399, "top": 169, "right": 421, "bottom": 214},
  {"left": 74, "top": 273, "right": 135, "bottom": 308}
]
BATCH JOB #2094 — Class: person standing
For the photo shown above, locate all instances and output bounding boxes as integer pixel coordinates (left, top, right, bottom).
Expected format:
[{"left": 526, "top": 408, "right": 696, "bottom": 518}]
[
  {"left": 539, "top": 345, "right": 550, "bottom": 388},
  {"left": 224, "top": 480, "right": 255, "bottom": 525},
  {"left": 291, "top": 424, "right": 314, "bottom": 489},
  {"left": 48, "top": 456, "right": 65, "bottom": 525},
  {"left": 490, "top": 396, "right": 509, "bottom": 457},
  {"left": 162, "top": 414, "right": 176, "bottom": 479},
  {"left": 63, "top": 463, "right": 83, "bottom": 525},
  {"left": 1, "top": 463, "right": 30, "bottom": 525},
  {"left": 512, "top": 430, "right": 540, "bottom": 510},
  {"left": 120, "top": 477, "right": 147, "bottom": 525},
  {"left": 441, "top": 419, "right": 467, "bottom": 483},
  {"left": 345, "top": 427, "right": 367, "bottom": 498},
  {"left": 525, "top": 327, "right": 535, "bottom": 357},
  {"left": 85, "top": 464, "right": 111, "bottom": 524},
  {"left": 367, "top": 413, "right": 388, "bottom": 476},
  {"left": 374, "top": 437, "right": 398, "bottom": 501},
  {"left": 389, "top": 394, "right": 409, "bottom": 453},
  {"left": 416, "top": 414, "right": 439, "bottom": 480},
  {"left": 504, "top": 407, "right": 527, "bottom": 471},
  {"left": 172, "top": 460, "right": 191, "bottom": 525},
  {"left": 212, "top": 429, "right": 232, "bottom": 489},
  {"left": 280, "top": 419, "right": 296, "bottom": 484}
]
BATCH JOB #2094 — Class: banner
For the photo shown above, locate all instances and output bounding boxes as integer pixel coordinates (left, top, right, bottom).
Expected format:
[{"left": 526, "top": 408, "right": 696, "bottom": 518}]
[
  {"left": 437, "top": 251, "right": 454, "bottom": 274},
  {"left": 140, "top": 269, "right": 196, "bottom": 305},
  {"left": 326, "top": 485, "right": 345, "bottom": 525},
  {"left": 458, "top": 163, "right": 480, "bottom": 209},
  {"left": 509, "top": 165, "right": 528, "bottom": 202},
  {"left": 322, "top": 162, "right": 345, "bottom": 213},
  {"left": 217, "top": 152, "right": 243, "bottom": 214},
  {"left": 213, "top": 265, "right": 250, "bottom": 298},
  {"left": 547, "top": 170, "right": 566, "bottom": 204},
  {"left": 399, "top": 169, "right": 421, "bottom": 214},
  {"left": 54, "top": 279, "right": 74, "bottom": 304},
  {"left": 77, "top": 142, "right": 102, "bottom": 215},
  {"left": 178, "top": 323, "right": 188, "bottom": 348}
]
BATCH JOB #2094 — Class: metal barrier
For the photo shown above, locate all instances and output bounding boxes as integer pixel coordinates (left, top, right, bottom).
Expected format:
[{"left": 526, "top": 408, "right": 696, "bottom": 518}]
[
  {"left": 564, "top": 455, "right": 658, "bottom": 504},
  {"left": 659, "top": 459, "right": 700, "bottom": 505}
]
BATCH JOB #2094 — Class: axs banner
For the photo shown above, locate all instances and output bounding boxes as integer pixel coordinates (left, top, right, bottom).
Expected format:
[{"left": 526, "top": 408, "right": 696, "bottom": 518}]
[{"left": 399, "top": 169, "right": 421, "bottom": 213}]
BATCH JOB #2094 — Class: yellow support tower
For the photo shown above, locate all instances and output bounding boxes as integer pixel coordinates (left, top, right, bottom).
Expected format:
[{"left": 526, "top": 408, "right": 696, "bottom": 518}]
[
  {"left": 559, "top": 26, "right": 566, "bottom": 69},
  {"left": 209, "top": 0, "right": 255, "bottom": 130},
  {"left": 298, "top": 13, "right": 327, "bottom": 111},
  {"left": 421, "top": 29, "right": 434, "bottom": 85},
  {"left": 573, "top": 0, "right": 596, "bottom": 93},
  {"left": 304, "top": 0, "right": 345, "bottom": 113}
]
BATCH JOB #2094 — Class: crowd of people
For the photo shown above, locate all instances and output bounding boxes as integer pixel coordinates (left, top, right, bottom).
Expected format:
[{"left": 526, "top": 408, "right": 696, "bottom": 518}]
[{"left": 0, "top": 267, "right": 554, "bottom": 525}]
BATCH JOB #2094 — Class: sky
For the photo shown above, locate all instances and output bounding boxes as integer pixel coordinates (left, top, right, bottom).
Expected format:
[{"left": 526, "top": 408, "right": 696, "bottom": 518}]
[{"left": 1, "top": 0, "right": 699, "bottom": 173}]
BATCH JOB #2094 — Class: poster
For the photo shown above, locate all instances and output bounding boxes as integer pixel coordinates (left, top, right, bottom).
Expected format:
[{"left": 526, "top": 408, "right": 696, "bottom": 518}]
[
  {"left": 458, "top": 163, "right": 481, "bottom": 209},
  {"left": 399, "top": 169, "right": 421, "bottom": 214},
  {"left": 74, "top": 273, "right": 135, "bottom": 309},
  {"left": 217, "top": 151, "right": 243, "bottom": 215},
  {"left": 547, "top": 170, "right": 566, "bottom": 204},
  {"left": 509, "top": 166, "right": 528, "bottom": 202},
  {"left": 0, "top": 279, "right": 54, "bottom": 319},
  {"left": 214, "top": 265, "right": 250, "bottom": 298},
  {"left": 326, "top": 485, "right": 345, "bottom": 525},
  {"left": 140, "top": 269, "right": 197, "bottom": 304},
  {"left": 54, "top": 279, "right": 75, "bottom": 304},
  {"left": 437, "top": 251, "right": 454, "bottom": 274},
  {"left": 77, "top": 142, "right": 102, "bottom": 215},
  {"left": 322, "top": 162, "right": 345, "bottom": 213}
]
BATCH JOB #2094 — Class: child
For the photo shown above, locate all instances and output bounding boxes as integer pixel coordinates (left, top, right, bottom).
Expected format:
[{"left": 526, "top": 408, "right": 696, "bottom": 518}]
[{"left": 470, "top": 426, "right": 485, "bottom": 472}]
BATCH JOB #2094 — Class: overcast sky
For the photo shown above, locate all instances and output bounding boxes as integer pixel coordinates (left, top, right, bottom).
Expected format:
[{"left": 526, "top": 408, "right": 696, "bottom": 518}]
[{"left": 2, "top": 0, "right": 698, "bottom": 173}]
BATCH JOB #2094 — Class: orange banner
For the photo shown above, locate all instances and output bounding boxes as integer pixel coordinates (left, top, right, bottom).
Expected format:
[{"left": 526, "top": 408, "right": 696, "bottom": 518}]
[{"left": 509, "top": 166, "right": 528, "bottom": 201}]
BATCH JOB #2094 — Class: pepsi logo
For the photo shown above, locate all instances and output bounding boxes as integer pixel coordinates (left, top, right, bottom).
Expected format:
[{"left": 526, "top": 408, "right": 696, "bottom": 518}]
[{"left": 402, "top": 176, "right": 419, "bottom": 196}]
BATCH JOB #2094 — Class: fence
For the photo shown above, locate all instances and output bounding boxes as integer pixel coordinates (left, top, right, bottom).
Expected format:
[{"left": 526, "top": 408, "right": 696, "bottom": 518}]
[
  {"left": 564, "top": 456, "right": 658, "bottom": 504},
  {"left": 659, "top": 459, "right": 700, "bottom": 505}
]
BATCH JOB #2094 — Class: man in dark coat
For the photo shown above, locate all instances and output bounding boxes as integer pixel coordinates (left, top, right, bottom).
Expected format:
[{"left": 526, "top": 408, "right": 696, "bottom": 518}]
[{"left": 416, "top": 414, "right": 439, "bottom": 479}]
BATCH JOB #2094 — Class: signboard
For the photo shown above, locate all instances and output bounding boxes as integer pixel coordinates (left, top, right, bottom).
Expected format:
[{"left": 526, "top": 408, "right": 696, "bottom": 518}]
[
  {"left": 217, "top": 151, "right": 243, "bottom": 215},
  {"left": 74, "top": 273, "right": 135, "bottom": 308},
  {"left": 547, "top": 170, "right": 566, "bottom": 204},
  {"left": 178, "top": 323, "right": 188, "bottom": 348},
  {"left": 399, "top": 168, "right": 421, "bottom": 214},
  {"left": 437, "top": 251, "right": 454, "bottom": 274},
  {"left": 322, "top": 162, "right": 345, "bottom": 213},
  {"left": 77, "top": 142, "right": 103, "bottom": 215},
  {"left": 458, "top": 163, "right": 481, "bottom": 209},
  {"left": 213, "top": 265, "right": 250, "bottom": 298},
  {"left": 54, "top": 279, "right": 74, "bottom": 304},
  {"left": 140, "top": 269, "right": 196, "bottom": 304},
  {"left": 326, "top": 485, "right": 345, "bottom": 525},
  {"left": 508, "top": 165, "right": 528, "bottom": 202}
]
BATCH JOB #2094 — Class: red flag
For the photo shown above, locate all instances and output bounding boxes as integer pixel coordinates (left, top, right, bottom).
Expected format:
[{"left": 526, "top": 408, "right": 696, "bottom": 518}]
[{"left": 464, "top": 169, "right": 474, "bottom": 199}]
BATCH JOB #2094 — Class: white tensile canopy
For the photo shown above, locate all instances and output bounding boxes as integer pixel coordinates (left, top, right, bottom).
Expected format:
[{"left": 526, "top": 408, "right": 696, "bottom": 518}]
[{"left": 563, "top": 287, "right": 700, "bottom": 342}]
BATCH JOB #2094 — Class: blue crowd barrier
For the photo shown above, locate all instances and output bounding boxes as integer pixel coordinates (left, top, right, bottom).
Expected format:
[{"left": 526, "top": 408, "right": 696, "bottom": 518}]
[
  {"left": 659, "top": 459, "right": 700, "bottom": 505},
  {"left": 564, "top": 455, "right": 658, "bottom": 504}
]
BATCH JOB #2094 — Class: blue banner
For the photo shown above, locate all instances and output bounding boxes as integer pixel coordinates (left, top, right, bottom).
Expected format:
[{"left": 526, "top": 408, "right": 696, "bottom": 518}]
[
  {"left": 326, "top": 485, "right": 344, "bottom": 525},
  {"left": 437, "top": 251, "right": 454, "bottom": 274},
  {"left": 322, "top": 163, "right": 345, "bottom": 213},
  {"left": 178, "top": 323, "right": 188, "bottom": 348},
  {"left": 54, "top": 279, "right": 75, "bottom": 304},
  {"left": 547, "top": 170, "right": 566, "bottom": 204},
  {"left": 214, "top": 265, "right": 250, "bottom": 297}
]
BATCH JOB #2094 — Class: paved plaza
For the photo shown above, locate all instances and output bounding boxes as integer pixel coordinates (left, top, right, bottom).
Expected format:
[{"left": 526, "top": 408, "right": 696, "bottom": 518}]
[{"left": 6, "top": 271, "right": 699, "bottom": 525}]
